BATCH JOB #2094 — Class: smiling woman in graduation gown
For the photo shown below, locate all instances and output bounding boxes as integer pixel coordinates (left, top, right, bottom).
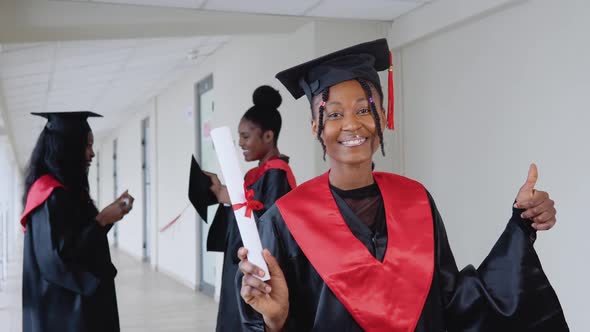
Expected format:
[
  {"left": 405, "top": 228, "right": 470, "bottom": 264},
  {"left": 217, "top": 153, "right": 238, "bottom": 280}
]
[
  {"left": 21, "top": 112, "right": 134, "bottom": 332},
  {"left": 242, "top": 178, "right": 566, "bottom": 331},
  {"left": 204, "top": 86, "right": 297, "bottom": 332},
  {"left": 237, "top": 39, "right": 568, "bottom": 332}
]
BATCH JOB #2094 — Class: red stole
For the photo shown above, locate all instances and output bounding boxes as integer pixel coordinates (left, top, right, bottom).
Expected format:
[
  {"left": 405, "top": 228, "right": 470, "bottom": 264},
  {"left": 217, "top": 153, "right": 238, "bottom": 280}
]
[
  {"left": 243, "top": 157, "right": 297, "bottom": 190},
  {"left": 20, "top": 175, "right": 64, "bottom": 229},
  {"left": 276, "top": 172, "right": 434, "bottom": 332}
]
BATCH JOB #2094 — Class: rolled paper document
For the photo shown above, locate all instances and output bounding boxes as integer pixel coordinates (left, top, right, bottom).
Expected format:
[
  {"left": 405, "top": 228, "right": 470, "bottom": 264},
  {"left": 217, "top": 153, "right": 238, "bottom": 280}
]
[{"left": 210, "top": 126, "right": 270, "bottom": 281}]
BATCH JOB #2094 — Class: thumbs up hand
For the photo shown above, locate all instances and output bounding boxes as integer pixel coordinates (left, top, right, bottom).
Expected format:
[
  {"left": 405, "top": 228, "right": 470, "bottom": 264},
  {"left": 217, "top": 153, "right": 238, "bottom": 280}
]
[
  {"left": 514, "top": 164, "right": 557, "bottom": 231},
  {"left": 515, "top": 163, "right": 538, "bottom": 203}
]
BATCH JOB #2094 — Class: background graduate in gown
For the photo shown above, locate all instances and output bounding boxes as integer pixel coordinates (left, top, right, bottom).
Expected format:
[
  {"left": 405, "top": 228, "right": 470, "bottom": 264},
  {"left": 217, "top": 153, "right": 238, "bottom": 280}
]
[
  {"left": 21, "top": 111, "right": 135, "bottom": 332},
  {"left": 204, "top": 86, "right": 297, "bottom": 332},
  {"left": 237, "top": 39, "right": 568, "bottom": 332}
]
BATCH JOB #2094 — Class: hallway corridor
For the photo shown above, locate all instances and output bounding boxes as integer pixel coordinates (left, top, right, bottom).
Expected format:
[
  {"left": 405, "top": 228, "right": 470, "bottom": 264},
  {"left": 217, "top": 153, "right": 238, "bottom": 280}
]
[{"left": 0, "top": 246, "right": 218, "bottom": 332}]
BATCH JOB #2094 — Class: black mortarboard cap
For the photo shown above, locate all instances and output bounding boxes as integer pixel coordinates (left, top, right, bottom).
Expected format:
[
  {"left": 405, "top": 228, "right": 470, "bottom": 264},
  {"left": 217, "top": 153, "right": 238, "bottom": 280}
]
[
  {"left": 276, "top": 38, "right": 389, "bottom": 101},
  {"left": 188, "top": 155, "right": 218, "bottom": 221},
  {"left": 275, "top": 38, "right": 396, "bottom": 129},
  {"left": 32, "top": 111, "right": 102, "bottom": 135}
]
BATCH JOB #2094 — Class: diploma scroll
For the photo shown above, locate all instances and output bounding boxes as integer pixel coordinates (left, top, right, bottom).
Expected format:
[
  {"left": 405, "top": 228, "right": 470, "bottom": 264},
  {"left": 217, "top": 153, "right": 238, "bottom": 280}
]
[{"left": 210, "top": 126, "right": 270, "bottom": 281}]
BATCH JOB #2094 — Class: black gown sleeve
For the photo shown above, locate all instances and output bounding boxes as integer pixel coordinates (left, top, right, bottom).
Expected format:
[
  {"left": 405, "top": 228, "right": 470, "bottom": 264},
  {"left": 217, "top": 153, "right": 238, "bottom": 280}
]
[
  {"left": 430, "top": 193, "right": 569, "bottom": 331},
  {"left": 258, "top": 169, "right": 293, "bottom": 215},
  {"left": 207, "top": 204, "right": 232, "bottom": 252},
  {"left": 29, "top": 188, "right": 107, "bottom": 295},
  {"left": 207, "top": 169, "right": 293, "bottom": 255}
]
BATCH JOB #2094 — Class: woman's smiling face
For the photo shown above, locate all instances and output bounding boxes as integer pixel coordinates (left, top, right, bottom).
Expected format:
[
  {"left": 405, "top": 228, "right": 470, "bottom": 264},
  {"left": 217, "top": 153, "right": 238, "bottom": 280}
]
[
  {"left": 238, "top": 119, "right": 273, "bottom": 162},
  {"left": 311, "top": 80, "right": 385, "bottom": 167}
]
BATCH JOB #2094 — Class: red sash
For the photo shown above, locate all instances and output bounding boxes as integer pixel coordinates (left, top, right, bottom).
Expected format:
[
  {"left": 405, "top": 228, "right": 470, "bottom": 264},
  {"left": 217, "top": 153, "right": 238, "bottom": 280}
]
[
  {"left": 276, "top": 172, "right": 434, "bottom": 332},
  {"left": 243, "top": 158, "right": 297, "bottom": 190},
  {"left": 20, "top": 175, "right": 64, "bottom": 229}
]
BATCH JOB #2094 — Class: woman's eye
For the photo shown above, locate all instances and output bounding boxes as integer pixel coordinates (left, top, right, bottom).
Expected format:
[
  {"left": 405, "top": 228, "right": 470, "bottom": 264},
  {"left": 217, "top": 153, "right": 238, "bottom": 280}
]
[
  {"left": 326, "top": 112, "right": 343, "bottom": 119},
  {"left": 358, "top": 108, "right": 371, "bottom": 115}
]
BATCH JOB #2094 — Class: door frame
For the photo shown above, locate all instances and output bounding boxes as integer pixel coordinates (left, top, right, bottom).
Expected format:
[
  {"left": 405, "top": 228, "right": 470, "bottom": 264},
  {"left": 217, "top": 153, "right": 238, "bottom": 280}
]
[{"left": 195, "top": 74, "right": 215, "bottom": 296}]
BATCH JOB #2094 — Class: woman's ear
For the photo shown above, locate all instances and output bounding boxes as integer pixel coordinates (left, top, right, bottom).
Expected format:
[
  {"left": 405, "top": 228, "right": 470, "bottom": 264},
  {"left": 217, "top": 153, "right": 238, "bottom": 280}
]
[
  {"left": 263, "top": 130, "right": 275, "bottom": 144},
  {"left": 311, "top": 119, "right": 318, "bottom": 138}
]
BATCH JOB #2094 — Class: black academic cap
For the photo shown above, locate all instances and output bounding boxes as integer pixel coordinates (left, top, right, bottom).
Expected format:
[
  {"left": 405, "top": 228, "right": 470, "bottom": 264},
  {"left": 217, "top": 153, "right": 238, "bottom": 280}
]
[
  {"left": 32, "top": 111, "right": 102, "bottom": 135},
  {"left": 276, "top": 38, "right": 390, "bottom": 101},
  {"left": 275, "top": 38, "right": 396, "bottom": 129},
  {"left": 188, "top": 155, "right": 218, "bottom": 221}
]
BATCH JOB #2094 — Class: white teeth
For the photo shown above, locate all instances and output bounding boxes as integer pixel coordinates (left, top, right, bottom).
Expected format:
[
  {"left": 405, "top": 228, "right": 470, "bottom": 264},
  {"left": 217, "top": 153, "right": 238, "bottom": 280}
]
[{"left": 340, "top": 137, "right": 366, "bottom": 147}]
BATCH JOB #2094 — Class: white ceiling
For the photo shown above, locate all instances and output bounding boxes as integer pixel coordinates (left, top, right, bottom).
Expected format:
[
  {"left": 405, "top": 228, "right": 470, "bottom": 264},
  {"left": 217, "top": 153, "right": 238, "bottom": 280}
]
[
  {"left": 0, "top": 36, "right": 229, "bottom": 166},
  {"left": 0, "top": 0, "right": 432, "bottom": 167},
  {"left": 80, "top": 0, "right": 432, "bottom": 21}
]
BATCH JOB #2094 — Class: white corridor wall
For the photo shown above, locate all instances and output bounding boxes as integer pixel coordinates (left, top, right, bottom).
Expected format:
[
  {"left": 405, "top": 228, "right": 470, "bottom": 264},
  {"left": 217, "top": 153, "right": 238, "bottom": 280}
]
[
  {"left": 0, "top": 137, "right": 21, "bottom": 286},
  {"left": 391, "top": 0, "right": 589, "bottom": 330}
]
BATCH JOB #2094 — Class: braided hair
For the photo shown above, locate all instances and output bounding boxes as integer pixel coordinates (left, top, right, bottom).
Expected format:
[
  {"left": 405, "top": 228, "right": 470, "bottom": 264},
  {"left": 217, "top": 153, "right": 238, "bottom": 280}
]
[
  {"left": 312, "top": 80, "right": 385, "bottom": 160},
  {"left": 316, "top": 88, "right": 330, "bottom": 160},
  {"left": 356, "top": 78, "right": 385, "bottom": 156}
]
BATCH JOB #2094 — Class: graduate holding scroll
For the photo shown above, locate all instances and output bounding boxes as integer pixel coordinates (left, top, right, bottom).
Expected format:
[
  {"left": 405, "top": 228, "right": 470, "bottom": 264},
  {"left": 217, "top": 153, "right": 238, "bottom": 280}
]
[
  {"left": 192, "top": 86, "right": 297, "bottom": 332},
  {"left": 237, "top": 39, "right": 568, "bottom": 332}
]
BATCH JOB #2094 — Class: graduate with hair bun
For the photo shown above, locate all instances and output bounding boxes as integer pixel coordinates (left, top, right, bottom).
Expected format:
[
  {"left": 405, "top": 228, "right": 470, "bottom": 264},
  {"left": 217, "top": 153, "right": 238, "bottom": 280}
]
[
  {"left": 205, "top": 85, "right": 297, "bottom": 332},
  {"left": 236, "top": 39, "right": 568, "bottom": 332}
]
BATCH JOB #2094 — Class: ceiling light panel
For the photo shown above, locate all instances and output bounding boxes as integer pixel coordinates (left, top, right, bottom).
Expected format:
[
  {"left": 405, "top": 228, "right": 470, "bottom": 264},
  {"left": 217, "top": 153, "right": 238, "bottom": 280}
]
[
  {"left": 0, "top": 44, "right": 54, "bottom": 68},
  {"left": 51, "top": 72, "right": 115, "bottom": 91},
  {"left": 306, "top": 0, "right": 422, "bottom": 20},
  {"left": 0, "top": 43, "right": 46, "bottom": 53},
  {"left": 3, "top": 83, "right": 47, "bottom": 99},
  {"left": 55, "top": 48, "right": 133, "bottom": 71},
  {"left": 1, "top": 73, "right": 50, "bottom": 90},
  {"left": 0, "top": 61, "right": 53, "bottom": 79},
  {"left": 89, "top": 0, "right": 206, "bottom": 9},
  {"left": 203, "top": 0, "right": 319, "bottom": 16},
  {"left": 52, "top": 62, "right": 122, "bottom": 82},
  {"left": 57, "top": 39, "right": 138, "bottom": 58}
]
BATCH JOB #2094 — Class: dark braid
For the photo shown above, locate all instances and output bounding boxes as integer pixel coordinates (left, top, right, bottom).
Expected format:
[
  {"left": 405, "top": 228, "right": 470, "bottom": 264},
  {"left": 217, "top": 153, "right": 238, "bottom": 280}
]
[
  {"left": 316, "top": 88, "right": 330, "bottom": 160},
  {"left": 357, "top": 79, "right": 385, "bottom": 156}
]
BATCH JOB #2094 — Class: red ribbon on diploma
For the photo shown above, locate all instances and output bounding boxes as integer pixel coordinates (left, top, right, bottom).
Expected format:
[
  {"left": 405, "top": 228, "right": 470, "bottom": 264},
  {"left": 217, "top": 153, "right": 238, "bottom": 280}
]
[{"left": 232, "top": 189, "right": 263, "bottom": 218}]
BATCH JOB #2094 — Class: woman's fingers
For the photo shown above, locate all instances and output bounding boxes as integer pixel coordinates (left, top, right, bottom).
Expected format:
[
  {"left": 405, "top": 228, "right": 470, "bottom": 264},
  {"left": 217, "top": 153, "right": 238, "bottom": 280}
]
[
  {"left": 239, "top": 259, "right": 265, "bottom": 278},
  {"left": 243, "top": 274, "right": 271, "bottom": 294}
]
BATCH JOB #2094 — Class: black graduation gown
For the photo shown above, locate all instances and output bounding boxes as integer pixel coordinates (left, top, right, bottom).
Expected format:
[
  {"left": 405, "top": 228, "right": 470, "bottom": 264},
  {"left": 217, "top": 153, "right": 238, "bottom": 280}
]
[
  {"left": 207, "top": 168, "right": 294, "bottom": 332},
  {"left": 22, "top": 188, "right": 119, "bottom": 332},
  {"left": 238, "top": 186, "right": 569, "bottom": 331}
]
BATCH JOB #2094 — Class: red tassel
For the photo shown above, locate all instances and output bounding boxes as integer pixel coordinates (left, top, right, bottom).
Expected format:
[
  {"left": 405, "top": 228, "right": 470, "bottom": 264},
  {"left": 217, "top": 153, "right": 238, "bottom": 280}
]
[
  {"left": 387, "top": 51, "right": 395, "bottom": 130},
  {"left": 159, "top": 204, "right": 190, "bottom": 232}
]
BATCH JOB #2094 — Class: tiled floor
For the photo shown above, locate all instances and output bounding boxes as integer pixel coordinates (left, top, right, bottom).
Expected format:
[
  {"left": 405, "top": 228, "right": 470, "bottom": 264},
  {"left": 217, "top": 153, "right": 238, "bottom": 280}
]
[
  {"left": 0, "top": 247, "right": 22, "bottom": 332},
  {"left": 0, "top": 246, "right": 218, "bottom": 332}
]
